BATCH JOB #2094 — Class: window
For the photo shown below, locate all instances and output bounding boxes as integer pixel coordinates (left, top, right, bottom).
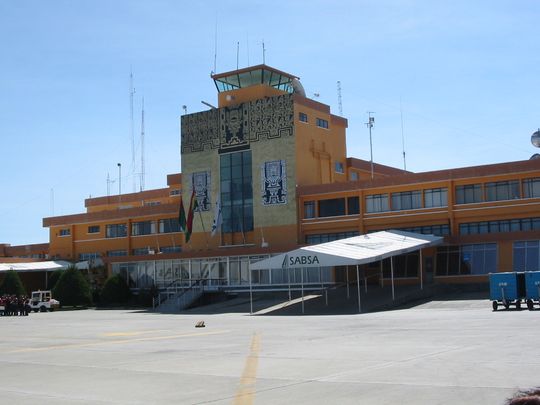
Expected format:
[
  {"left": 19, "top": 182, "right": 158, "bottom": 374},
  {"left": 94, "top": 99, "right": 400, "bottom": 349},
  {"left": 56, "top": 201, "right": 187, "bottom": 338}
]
[
  {"left": 108, "top": 250, "right": 127, "bottom": 257},
  {"left": 131, "top": 221, "right": 156, "bottom": 236},
  {"left": 132, "top": 248, "right": 152, "bottom": 256},
  {"left": 350, "top": 171, "right": 358, "bottom": 181},
  {"left": 160, "top": 246, "right": 182, "bottom": 254},
  {"left": 513, "top": 240, "right": 540, "bottom": 271},
  {"left": 389, "top": 224, "right": 450, "bottom": 236},
  {"left": 347, "top": 197, "right": 360, "bottom": 215},
  {"left": 78, "top": 252, "right": 100, "bottom": 261},
  {"left": 335, "top": 162, "right": 344, "bottom": 173},
  {"left": 365, "top": 194, "right": 389, "bottom": 213},
  {"left": 88, "top": 225, "right": 100, "bottom": 234},
  {"left": 460, "top": 217, "right": 540, "bottom": 235},
  {"left": 523, "top": 178, "right": 540, "bottom": 198},
  {"left": 169, "top": 189, "right": 181, "bottom": 196},
  {"left": 436, "top": 243, "right": 497, "bottom": 276},
  {"left": 304, "top": 201, "right": 315, "bottom": 219},
  {"left": 106, "top": 224, "right": 127, "bottom": 238},
  {"left": 220, "top": 151, "right": 253, "bottom": 233},
  {"left": 391, "top": 191, "right": 422, "bottom": 211},
  {"left": 159, "top": 218, "right": 181, "bottom": 233},
  {"left": 144, "top": 201, "right": 161, "bottom": 206},
  {"left": 424, "top": 188, "right": 448, "bottom": 208},
  {"left": 306, "top": 231, "right": 359, "bottom": 245},
  {"left": 455, "top": 184, "right": 483, "bottom": 204},
  {"left": 316, "top": 118, "right": 329, "bottom": 129},
  {"left": 318, "top": 198, "right": 346, "bottom": 217},
  {"left": 59, "top": 228, "right": 70, "bottom": 237},
  {"left": 485, "top": 180, "right": 520, "bottom": 201},
  {"left": 299, "top": 112, "right": 308, "bottom": 122}
]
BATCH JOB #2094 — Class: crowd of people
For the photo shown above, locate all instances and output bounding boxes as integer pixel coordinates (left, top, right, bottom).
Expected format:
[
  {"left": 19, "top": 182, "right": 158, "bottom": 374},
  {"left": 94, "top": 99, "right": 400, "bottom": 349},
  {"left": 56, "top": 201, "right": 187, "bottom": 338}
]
[{"left": 0, "top": 295, "right": 30, "bottom": 316}]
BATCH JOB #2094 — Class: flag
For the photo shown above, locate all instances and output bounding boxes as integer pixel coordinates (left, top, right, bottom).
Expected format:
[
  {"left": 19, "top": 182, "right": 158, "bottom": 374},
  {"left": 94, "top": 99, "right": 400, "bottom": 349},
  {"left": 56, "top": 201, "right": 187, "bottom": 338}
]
[
  {"left": 185, "top": 189, "right": 198, "bottom": 243},
  {"left": 211, "top": 198, "right": 222, "bottom": 237},
  {"left": 178, "top": 197, "right": 186, "bottom": 232}
]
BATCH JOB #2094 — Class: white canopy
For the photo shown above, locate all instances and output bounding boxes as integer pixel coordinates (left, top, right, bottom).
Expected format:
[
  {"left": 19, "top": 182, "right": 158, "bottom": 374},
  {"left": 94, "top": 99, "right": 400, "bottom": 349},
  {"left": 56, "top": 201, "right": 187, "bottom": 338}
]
[
  {"left": 0, "top": 260, "right": 71, "bottom": 273},
  {"left": 250, "top": 230, "right": 443, "bottom": 270}
]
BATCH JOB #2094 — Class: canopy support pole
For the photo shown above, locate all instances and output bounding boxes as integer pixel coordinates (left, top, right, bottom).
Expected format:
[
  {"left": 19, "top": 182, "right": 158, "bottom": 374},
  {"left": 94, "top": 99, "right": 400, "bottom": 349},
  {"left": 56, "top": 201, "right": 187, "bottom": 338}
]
[
  {"left": 380, "top": 260, "right": 384, "bottom": 287},
  {"left": 249, "top": 264, "right": 253, "bottom": 315},
  {"left": 420, "top": 249, "right": 424, "bottom": 291},
  {"left": 391, "top": 257, "right": 395, "bottom": 301},
  {"left": 346, "top": 266, "right": 350, "bottom": 299},
  {"left": 356, "top": 265, "right": 361, "bottom": 313},
  {"left": 287, "top": 261, "right": 291, "bottom": 301},
  {"left": 301, "top": 267, "right": 304, "bottom": 314}
]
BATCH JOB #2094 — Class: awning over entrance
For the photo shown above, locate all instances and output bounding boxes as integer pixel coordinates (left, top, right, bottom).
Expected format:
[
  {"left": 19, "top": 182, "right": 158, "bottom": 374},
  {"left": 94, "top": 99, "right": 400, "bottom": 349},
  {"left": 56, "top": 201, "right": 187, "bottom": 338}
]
[
  {"left": 250, "top": 230, "right": 443, "bottom": 270},
  {"left": 0, "top": 261, "right": 71, "bottom": 273}
]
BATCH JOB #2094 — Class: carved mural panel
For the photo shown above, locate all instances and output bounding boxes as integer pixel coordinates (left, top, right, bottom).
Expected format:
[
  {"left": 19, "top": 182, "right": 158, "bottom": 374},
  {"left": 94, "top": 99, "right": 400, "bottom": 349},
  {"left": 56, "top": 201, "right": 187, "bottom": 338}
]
[
  {"left": 191, "top": 171, "right": 211, "bottom": 211},
  {"left": 261, "top": 160, "right": 287, "bottom": 205}
]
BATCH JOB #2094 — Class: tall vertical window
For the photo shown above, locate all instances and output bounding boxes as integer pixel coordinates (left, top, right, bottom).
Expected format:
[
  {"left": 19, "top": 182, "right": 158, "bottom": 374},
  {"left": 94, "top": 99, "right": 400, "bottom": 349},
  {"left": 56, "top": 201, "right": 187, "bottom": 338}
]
[
  {"left": 347, "top": 197, "right": 360, "bottom": 215},
  {"left": 159, "top": 218, "right": 181, "bottom": 233},
  {"left": 131, "top": 221, "right": 156, "bottom": 236},
  {"left": 455, "top": 184, "right": 483, "bottom": 204},
  {"left": 220, "top": 151, "right": 253, "bottom": 233},
  {"left": 424, "top": 188, "right": 448, "bottom": 208},
  {"left": 513, "top": 241, "right": 540, "bottom": 271},
  {"left": 106, "top": 224, "right": 127, "bottom": 238},
  {"left": 304, "top": 201, "right": 315, "bottom": 219},
  {"left": 485, "top": 180, "right": 520, "bottom": 201},
  {"left": 391, "top": 191, "right": 422, "bottom": 211},
  {"left": 318, "top": 198, "right": 346, "bottom": 217},
  {"left": 365, "top": 194, "right": 389, "bottom": 213},
  {"left": 523, "top": 178, "right": 540, "bottom": 198}
]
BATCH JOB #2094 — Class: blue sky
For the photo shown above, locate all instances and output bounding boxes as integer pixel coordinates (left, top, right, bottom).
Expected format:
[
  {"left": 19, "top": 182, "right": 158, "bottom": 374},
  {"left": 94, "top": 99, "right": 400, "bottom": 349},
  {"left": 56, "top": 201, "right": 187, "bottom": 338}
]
[{"left": 1, "top": 0, "right": 539, "bottom": 246}]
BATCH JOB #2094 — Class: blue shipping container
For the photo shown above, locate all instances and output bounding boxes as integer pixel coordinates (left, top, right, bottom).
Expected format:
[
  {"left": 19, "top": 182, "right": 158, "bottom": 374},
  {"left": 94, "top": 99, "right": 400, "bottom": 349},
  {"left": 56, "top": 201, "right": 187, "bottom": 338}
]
[
  {"left": 489, "top": 272, "right": 526, "bottom": 301},
  {"left": 525, "top": 271, "right": 540, "bottom": 300}
]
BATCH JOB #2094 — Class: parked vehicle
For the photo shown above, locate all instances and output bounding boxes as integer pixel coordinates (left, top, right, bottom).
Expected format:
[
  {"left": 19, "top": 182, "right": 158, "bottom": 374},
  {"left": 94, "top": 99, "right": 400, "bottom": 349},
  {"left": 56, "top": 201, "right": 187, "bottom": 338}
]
[
  {"left": 489, "top": 272, "right": 526, "bottom": 310},
  {"left": 28, "top": 290, "right": 60, "bottom": 312}
]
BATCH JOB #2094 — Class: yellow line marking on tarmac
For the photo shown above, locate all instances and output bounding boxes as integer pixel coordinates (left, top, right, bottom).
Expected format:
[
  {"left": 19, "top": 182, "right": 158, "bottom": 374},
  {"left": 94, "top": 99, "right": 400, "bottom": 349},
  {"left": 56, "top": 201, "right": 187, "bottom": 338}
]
[
  {"left": 7, "top": 329, "right": 230, "bottom": 354},
  {"left": 233, "top": 332, "right": 261, "bottom": 405},
  {"left": 103, "top": 330, "right": 165, "bottom": 337}
]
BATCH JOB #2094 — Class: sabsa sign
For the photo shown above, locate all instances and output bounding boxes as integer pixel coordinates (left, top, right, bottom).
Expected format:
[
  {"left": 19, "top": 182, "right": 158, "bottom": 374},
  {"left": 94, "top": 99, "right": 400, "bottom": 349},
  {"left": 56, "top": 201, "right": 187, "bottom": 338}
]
[{"left": 282, "top": 255, "right": 320, "bottom": 267}]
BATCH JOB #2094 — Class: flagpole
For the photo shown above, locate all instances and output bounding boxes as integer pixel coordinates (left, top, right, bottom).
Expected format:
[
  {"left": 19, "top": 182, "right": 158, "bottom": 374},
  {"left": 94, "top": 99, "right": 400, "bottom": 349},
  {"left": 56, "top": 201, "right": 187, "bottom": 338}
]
[{"left": 197, "top": 208, "right": 209, "bottom": 249}]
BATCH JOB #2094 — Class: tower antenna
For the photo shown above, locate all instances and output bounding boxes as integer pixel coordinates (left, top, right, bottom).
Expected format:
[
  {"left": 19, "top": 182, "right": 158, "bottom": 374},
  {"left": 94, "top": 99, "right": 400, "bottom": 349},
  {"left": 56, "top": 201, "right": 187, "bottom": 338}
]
[
  {"left": 366, "top": 112, "right": 375, "bottom": 180},
  {"left": 400, "top": 97, "right": 407, "bottom": 172},
  {"left": 140, "top": 97, "right": 145, "bottom": 191},
  {"left": 337, "top": 81, "right": 343, "bottom": 116},
  {"left": 236, "top": 41, "right": 240, "bottom": 70},
  {"left": 262, "top": 40, "right": 265, "bottom": 64},
  {"left": 213, "top": 19, "right": 218, "bottom": 73},
  {"left": 130, "top": 68, "right": 136, "bottom": 192}
]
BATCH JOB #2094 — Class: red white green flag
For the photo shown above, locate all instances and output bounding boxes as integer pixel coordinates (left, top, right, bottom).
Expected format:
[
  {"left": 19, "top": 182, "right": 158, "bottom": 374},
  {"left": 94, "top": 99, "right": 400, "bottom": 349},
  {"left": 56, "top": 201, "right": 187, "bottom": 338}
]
[{"left": 178, "top": 197, "right": 186, "bottom": 232}]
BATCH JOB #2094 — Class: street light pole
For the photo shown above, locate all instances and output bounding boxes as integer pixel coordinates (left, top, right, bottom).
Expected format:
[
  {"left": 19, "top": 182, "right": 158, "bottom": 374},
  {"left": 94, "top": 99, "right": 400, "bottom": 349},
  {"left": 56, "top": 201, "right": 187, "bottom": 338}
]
[{"left": 366, "top": 112, "right": 375, "bottom": 180}]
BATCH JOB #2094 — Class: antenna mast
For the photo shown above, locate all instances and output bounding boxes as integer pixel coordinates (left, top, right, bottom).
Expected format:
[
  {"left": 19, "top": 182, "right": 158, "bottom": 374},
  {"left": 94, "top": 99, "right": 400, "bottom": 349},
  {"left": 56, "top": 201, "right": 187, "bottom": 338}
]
[
  {"left": 140, "top": 97, "right": 145, "bottom": 191},
  {"left": 366, "top": 112, "right": 375, "bottom": 180},
  {"left": 130, "top": 69, "right": 136, "bottom": 192},
  {"left": 262, "top": 40, "right": 265, "bottom": 64},
  {"left": 337, "top": 81, "right": 343, "bottom": 116},
  {"left": 236, "top": 41, "right": 240, "bottom": 69},
  {"left": 400, "top": 97, "right": 407, "bottom": 172}
]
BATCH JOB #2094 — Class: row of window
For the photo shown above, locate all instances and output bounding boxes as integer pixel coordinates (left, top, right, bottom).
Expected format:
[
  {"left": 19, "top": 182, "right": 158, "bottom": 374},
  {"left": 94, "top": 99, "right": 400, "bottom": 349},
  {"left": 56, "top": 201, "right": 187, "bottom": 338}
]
[
  {"left": 456, "top": 178, "right": 540, "bottom": 204},
  {"left": 305, "top": 231, "right": 360, "bottom": 245},
  {"left": 77, "top": 245, "right": 182, "bottom": 260},
  {"left": 459, "top": 217, "right": 540, "bottom": 235},
  {"left": 298, "top": 112, "right": 329, "bottom": 129}
]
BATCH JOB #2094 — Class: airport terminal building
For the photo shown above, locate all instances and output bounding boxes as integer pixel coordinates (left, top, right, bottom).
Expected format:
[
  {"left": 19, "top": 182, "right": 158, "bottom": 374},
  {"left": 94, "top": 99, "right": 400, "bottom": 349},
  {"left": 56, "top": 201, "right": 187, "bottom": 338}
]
[{"left": 39, "top": 64, "right": 540, "bottom": 291}]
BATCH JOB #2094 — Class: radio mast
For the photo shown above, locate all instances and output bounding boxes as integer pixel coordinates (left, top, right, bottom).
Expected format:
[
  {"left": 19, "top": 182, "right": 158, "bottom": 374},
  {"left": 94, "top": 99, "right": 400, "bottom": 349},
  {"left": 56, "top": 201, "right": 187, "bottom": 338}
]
[
  {"left": 140, "top": 97, "right": 145, "bottom": 191},
  {"left": 130, "top": 69, "right": 136, "bottom": 192}
]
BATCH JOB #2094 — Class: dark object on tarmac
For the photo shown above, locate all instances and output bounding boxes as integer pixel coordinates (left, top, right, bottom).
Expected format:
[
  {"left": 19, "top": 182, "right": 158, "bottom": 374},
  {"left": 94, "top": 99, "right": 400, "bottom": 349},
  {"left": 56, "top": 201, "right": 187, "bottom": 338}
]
[
  {"left": 525, "top": 271, "right": 540, "bottom": 311},
  {"left": 195, "top": 320, "right": 205, "bottom": 328},
  {"left": 490, "top": 272, "right": 526, "bottom": 311}
]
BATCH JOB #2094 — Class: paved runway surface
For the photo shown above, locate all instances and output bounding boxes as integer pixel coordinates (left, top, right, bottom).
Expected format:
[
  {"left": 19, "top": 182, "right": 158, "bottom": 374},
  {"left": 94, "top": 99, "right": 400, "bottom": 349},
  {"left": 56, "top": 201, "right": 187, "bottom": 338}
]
[{"left": 0, "top": 299, "right": 538, "bottom": 404}]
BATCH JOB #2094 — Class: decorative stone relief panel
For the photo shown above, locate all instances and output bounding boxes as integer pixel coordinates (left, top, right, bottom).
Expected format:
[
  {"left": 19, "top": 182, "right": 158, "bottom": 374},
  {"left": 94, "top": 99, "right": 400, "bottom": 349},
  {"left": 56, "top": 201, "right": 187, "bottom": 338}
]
[
  {"left": 181, "top": 94, "right": 294, "bottom": 154},
  {"left": 191, "top": 171, "right": 211, "bottom": 211},
  {"left": 261, "top": 160, "right": 287, "bottom": 205}
]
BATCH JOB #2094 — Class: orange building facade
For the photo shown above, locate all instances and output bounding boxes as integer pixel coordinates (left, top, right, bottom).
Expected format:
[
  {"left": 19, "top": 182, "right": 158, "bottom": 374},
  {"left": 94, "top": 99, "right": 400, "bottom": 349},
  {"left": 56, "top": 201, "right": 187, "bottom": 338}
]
[{"left": 40, "top": 64, "right": 540, "bottom": 290}]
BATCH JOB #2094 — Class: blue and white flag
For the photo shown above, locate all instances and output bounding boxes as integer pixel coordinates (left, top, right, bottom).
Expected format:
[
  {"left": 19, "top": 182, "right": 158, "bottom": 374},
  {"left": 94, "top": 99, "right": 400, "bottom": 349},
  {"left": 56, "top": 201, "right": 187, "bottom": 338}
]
[{"left": 211, "top": 198, "right": 222, "bottom": 237}]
